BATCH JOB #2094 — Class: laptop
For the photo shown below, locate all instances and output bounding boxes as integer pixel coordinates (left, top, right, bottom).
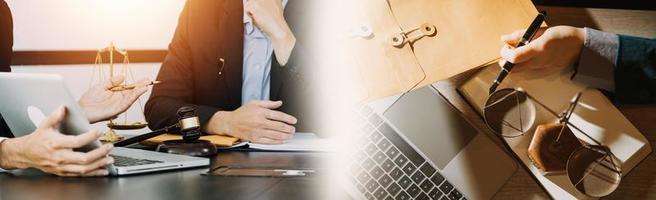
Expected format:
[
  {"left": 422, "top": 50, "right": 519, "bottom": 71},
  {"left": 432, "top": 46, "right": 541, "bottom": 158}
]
[
  {"left": 0, "top": 73, "right": 209, "bottom": 175},
  {"left": 345, "top": 84, "right": 517, "bottom": 200}
]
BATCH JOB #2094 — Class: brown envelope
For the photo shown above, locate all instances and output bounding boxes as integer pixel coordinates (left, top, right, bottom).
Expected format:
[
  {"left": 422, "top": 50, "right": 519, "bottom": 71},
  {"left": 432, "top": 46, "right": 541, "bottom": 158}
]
[
  {"left": 344, "top": 0, "right": 427, "bottom": 101},
  {"left": 347, "top": 0, "right": 539, "bottom": 101}
]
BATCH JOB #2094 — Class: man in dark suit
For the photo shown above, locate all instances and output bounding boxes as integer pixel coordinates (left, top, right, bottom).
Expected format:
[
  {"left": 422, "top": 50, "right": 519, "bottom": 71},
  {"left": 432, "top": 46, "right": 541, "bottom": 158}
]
[{"left": 145, "top": 0, "right": 317, "bottom": 144}]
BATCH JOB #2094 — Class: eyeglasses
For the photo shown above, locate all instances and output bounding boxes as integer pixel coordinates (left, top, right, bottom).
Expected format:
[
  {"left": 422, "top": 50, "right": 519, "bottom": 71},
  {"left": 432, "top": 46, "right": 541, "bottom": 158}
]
[{"left": 483, "top": 88, "right": 621, "bottom": 197}]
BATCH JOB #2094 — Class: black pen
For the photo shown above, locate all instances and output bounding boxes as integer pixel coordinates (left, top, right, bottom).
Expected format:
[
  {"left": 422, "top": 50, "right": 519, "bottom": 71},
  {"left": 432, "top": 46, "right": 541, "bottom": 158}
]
[{"left": 489, "top": 11, "right": 547, "bottom": 94}]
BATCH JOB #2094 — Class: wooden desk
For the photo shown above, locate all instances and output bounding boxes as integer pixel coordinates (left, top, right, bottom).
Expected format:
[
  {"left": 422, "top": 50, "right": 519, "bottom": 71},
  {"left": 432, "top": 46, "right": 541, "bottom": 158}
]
[
  {"left": 434, "top": 6, "right": 656, "bottom": 200},
  {"left": 0, "top": 151, "right": 341, "bottom": 200}
]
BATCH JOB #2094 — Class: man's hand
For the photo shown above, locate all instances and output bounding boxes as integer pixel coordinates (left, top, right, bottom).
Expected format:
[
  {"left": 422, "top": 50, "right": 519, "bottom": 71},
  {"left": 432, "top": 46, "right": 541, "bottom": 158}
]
[
  {"left": 78, "top": 75, "right": 150, "bottom": 123},
  {"left": 0, "top": 106, "right": 114, "bottom": 176},
  {"left": 204, "top": 100, "right": 297, "bottom": 144},
  {"left": 499, "top": 26, "right": 585, "bottom": 74},
  {"left": 244, "top": 0, "right": 296, "bottom": 65}
]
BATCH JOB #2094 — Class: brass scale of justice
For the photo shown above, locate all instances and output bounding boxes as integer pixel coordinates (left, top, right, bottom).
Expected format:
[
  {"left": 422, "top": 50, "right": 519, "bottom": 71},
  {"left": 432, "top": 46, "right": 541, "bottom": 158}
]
[{"left": 91, "top": 42, "right": 153, "bottom": 143}]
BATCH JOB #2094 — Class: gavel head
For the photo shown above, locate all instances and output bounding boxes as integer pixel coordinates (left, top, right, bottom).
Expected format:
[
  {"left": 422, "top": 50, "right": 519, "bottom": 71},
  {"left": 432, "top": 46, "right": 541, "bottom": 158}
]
[{"left": 177, "top": 106, "right": 202, "bottom": 142}]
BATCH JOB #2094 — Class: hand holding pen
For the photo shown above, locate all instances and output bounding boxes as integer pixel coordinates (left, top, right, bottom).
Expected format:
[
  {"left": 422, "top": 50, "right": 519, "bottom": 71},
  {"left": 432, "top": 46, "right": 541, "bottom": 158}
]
[
  {"left": 79, "top": 76, "right": 156, "bottom": 123},
  {"left": 498, "top": 25, "right": 586, "bottom": 77},
  {"left": 489, "top": 11, "right": 547, "bottom": 94}
]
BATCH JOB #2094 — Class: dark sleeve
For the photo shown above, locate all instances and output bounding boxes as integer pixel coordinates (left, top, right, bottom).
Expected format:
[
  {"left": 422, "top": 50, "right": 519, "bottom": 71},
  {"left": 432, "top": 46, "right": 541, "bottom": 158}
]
[
  {"left": 144, "top": 1, "right": 221, "bottom": 130},
  {"left": 0, "top": 0, "right": 12, "bottom": 72},
  {"left": 272, "top": 0, "right": 323, "bottom": 134},
  {"left": 0, "top": 0, "right": 13, "bottom": 137},
  {"left": 274, "top": 41, "right": 323, "bottom": 134},
  {"left": 572, "top": 28, "right": 656, "bottom": 104},
  {"left": 281, "top": 41, "right": 305, "bottom": 80},
  {"left": 613, "top": 35, "right": 656, "bottom": 103},
  {"left": 572, "top": 28, "right": 618, "bottom": 92}
]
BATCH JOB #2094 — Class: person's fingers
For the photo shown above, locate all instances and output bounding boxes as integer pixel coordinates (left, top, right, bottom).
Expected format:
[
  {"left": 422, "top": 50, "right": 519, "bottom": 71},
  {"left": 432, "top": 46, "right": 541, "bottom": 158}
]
[
  {"left": 509, "top": 63, "right": 531, "bottom": 73},
  {"left": 258, "top": 127, "right": 293, "bottom": 140},
  {"left": 500, "top": 41, "right": 541, "bottom": 64},
  {"left": 251, "top": 136, "right": 284, "bottom": 145},
  {"left": 498, "top": 57, "right": 533, "bottom": 74},
  {"left": 39, "top": 106, "right": 66, "bottom": 130},
  {"left": 251, "top": 100, "right": 283, "bottom": 109},
  {"left": 131, "top": 82, "right": 149, "bottom": 100},
  {"left": 53, "top": 172, "right": 82, "bottom": 177},
  {"left": 501, "top": 27, "right": 548, "bottom": 46},
  {"left": 58, "top": 143, "right": 113, "bottom": 165},
  {"left": 244, "top": 1, "right": 256, "bottom": 20},
  {"left": 265, "top": 110, "right": 297, "bottom": 125},
  {"left": 501, "top": 29, "right": 526, "bottom": 45},
  {"left": 81, "top": 168, "right": 110, "bottom": 177},
  {"left": 123, "top": 84, "right": 149, "bottom": 108},
  {"left": 498, "top": 58, "right": 506, "bottom": 69},
  {"left": 123, "top": 87, "right": 149, "bottom": 110},
  {"left": 58, "top": 156, "right": 112, "bottom": 175},
  {"left": 55, "top": 130, "right": 102, "bottom": 149},
  {"left": 263, "top": 119, "right": 295, "bottom": 133}
]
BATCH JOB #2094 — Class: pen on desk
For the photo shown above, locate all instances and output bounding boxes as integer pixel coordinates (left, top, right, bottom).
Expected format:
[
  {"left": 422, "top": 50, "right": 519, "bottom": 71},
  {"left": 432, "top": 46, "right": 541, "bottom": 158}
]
[
  {"left": 109, "top": 80, "right": 161, "bottom": 92},
  {"left": 489, "top": 11, "right": 547, "bottom": 94}
]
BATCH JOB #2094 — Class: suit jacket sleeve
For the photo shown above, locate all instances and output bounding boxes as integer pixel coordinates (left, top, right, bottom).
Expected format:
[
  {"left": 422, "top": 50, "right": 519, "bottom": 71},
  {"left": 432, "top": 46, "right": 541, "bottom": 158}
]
[
  {"left": 275, "top": 43, "right": 319, "bottom": 132},
  {"left": 267, "top": 0, "right": 322, "bottom": 133},
  {"left": 614, "top": 35, "right": 656, "bottom": 103},
  {"left": 572, "top": 28, "right": 656, "bottom": 103},
  {"left": 274, "top": 41, "right": 323, "bottom": 133},
  {"left": 145, "top": 2, "right": 220, "bottom": 130},
  {"left": 1, "top": 0, "right": 12, "bottom": 72},
  {"left": 0, "top": 0, "right": 12, "bottom": 137}
]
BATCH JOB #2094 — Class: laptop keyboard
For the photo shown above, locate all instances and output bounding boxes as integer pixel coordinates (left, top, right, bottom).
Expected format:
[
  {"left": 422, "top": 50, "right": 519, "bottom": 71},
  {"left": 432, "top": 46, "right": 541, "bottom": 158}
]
[
  {"left": 110, "top": 155, "right": 164, "bottom": 167},
  {"left": 347, "top": 105, "right": 466, "bottom": 200}
]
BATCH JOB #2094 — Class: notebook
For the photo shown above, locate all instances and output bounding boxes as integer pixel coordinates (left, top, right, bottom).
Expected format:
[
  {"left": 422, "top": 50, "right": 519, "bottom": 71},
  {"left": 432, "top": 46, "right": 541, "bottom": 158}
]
[
  {"left": 343, "top": 0, "right": 540, "bottom": 101},
  {"left": 143, "top": 132, "right": 334, "bottom": 152},
  {"left": 457, "top": 63, "right": 652, "bottom": 199}
]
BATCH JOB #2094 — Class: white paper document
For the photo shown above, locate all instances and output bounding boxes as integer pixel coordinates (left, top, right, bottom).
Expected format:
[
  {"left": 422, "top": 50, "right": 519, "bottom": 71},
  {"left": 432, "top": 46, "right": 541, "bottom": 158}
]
[{"left": 231, "top": 132, "right": 335, "bottom": 152}]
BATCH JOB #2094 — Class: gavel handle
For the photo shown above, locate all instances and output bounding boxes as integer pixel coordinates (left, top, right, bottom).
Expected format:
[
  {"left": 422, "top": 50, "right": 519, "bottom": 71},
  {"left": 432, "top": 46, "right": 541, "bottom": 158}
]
[{"left": 114, "top": 124, "right": 178, "bottom": 147}]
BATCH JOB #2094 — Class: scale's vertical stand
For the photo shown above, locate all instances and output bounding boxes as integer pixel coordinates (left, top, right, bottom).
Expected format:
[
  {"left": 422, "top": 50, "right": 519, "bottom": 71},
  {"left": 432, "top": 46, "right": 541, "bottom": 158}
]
[{"left": 91, "top": 42, "right": 147, "bottom": 143}]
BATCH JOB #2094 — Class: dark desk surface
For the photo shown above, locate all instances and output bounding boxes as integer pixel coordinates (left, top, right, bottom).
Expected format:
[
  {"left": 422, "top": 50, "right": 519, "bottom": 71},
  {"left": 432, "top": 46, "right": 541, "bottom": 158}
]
[{"left": 0, "top": 151, "right": 345, "bottom": 200}]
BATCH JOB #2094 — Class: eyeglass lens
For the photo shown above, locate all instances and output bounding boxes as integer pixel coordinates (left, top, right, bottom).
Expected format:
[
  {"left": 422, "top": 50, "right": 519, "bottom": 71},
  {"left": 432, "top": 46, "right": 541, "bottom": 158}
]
[
  {"left": 567, "top": 145, "right": 621, "bottom": 197},
  {"left": 484, "top": 89, "right": 536, "bottom": 137}
]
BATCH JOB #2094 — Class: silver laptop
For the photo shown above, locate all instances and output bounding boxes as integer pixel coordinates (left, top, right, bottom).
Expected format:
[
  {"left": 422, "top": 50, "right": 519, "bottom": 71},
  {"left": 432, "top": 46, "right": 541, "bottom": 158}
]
[
  {"left": 0, "top": 73, "right": 209, "bottom": 175},
  {"left": 346, "top": 84, "right": 516, "bottom": 200}
]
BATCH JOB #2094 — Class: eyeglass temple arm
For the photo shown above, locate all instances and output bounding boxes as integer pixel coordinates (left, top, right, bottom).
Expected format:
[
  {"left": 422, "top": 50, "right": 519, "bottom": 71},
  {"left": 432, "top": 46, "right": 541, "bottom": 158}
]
[
  {"left": 556, "top": 92, "right": 583, "bottom": 141},
  {"left": 561, "top": 92, "right": 582, "bottom": 123}
]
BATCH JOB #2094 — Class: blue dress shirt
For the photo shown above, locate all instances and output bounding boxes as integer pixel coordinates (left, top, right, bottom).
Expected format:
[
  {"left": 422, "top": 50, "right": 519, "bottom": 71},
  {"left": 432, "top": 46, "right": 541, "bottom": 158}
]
[{"left": 241, "top": 0, "right": 288, "bottom": 106}]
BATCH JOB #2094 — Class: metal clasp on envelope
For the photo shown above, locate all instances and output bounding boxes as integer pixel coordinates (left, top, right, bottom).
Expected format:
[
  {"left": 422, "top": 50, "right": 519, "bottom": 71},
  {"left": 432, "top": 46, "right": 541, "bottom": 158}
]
[{"left": 390, "top": 23, "right": 437, "bottom": 48}]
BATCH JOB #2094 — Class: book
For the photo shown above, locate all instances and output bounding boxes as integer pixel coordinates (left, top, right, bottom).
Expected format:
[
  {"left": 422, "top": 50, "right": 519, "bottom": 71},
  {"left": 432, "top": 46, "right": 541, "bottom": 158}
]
[{"left": 143, "top": 132, "right": 333, "bottom": 152}]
